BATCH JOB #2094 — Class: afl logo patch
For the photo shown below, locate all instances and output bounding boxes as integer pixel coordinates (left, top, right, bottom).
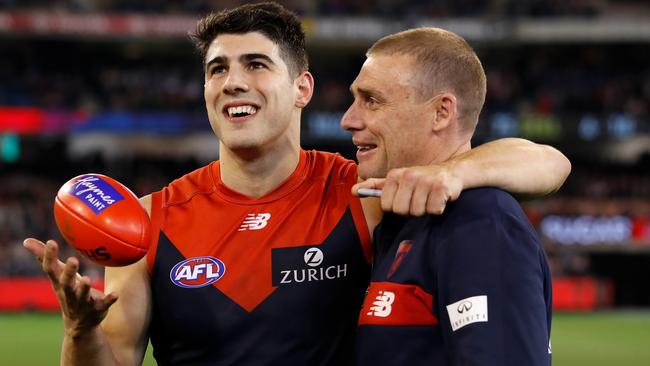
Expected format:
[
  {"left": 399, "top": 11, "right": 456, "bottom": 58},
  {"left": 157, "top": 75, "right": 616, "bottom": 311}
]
[{"left": 170, "top": 256, "right": 226, "bottom": 288}]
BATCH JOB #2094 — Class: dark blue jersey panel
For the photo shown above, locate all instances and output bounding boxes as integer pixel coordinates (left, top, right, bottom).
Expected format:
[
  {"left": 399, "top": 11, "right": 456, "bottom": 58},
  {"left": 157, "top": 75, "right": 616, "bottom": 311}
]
[
  {"left": 151, "top": 210, "right": 369, "bottom": 366},
  {"left": 357, "top": 188, "right": 552, "bottom": 366}
]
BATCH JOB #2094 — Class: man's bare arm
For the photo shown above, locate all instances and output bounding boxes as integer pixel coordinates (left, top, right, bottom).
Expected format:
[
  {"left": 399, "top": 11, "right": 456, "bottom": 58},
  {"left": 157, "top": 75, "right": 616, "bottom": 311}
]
[
  {"left": 100, "top": 257, "right": 151, "bottom": 366},
  {"left": 446, "top": 137, "right": 571, "bottom": 197},
  {"left": 356, "top": 138, "right": 571, "bottom": 216}
]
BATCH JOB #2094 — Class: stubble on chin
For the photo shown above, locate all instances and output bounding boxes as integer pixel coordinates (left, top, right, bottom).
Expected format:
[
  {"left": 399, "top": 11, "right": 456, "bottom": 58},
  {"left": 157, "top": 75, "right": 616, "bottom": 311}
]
[{"left": 357, "top": 163, "right": 386, "bottom": 180}]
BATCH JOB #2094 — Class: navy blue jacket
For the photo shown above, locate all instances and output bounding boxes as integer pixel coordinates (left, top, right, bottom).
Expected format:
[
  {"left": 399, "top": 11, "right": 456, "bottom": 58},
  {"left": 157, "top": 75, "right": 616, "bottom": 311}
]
[{"left": 357, "top": 188, "right": 552, "bottom": 365}]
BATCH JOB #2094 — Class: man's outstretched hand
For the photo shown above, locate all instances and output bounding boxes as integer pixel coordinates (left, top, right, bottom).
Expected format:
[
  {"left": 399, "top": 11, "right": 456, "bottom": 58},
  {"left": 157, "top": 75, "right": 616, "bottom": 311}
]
[{"left": 23, "top": 238, "right": 118, "bottom": 338}]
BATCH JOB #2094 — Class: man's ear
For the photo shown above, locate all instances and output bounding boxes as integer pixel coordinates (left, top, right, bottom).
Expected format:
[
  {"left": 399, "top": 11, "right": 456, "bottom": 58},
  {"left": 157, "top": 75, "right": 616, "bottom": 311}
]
[
  {"left": 295, "top": 71, "right": 314, "bottom": 108},
  {"left": 428, "top": 92, "right": 457, "bottom": 132}
]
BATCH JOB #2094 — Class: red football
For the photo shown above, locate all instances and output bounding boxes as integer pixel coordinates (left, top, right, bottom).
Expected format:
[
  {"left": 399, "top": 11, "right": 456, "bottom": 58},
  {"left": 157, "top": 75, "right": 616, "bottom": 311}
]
[{"left": 53, "top": 173, "right": 151, "bottom": 266}]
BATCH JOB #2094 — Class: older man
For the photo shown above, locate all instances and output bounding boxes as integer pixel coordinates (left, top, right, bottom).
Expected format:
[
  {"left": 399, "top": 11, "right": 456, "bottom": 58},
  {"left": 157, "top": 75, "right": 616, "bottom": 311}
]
[{"left": 347, "top": 28, "right": 555, "bottom": 366}]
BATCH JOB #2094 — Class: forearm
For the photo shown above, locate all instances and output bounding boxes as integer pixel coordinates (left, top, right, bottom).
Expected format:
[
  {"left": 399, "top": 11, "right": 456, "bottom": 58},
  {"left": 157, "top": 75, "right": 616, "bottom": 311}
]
[
  {"left": 61, "top": 326, "right": 119, "bottom": 366},
  {"left": 449, "top": 137, "right": 571, "bottom": 198}
]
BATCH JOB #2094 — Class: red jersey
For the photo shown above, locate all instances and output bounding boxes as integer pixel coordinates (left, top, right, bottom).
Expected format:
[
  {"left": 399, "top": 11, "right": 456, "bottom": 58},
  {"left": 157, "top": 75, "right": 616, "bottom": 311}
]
[{"left": 146, "top": 150, "right": 371, "bottom": 365}]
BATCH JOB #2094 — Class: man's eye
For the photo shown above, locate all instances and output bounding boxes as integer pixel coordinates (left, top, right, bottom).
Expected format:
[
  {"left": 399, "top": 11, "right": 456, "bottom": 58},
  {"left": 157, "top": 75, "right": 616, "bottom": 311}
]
[
  {"left": 209, "top": 66, "right": 226, "bottom": 75},
  {"left": 249, "top": 62, "right": 266, "bottom": 70},
  {"left": 365, "top": 97, "right": 379, "bottom": 108}
]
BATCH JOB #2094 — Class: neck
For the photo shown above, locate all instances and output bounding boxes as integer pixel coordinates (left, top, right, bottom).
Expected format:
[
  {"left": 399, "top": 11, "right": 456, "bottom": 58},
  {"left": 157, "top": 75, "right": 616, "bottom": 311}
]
[
  {"left": 218, "top": 140, "right": 301, "bottom": 199},
  {"left": 444, "top": 139, "right": 472, "bottom": 162},
  {"left": 424, "top": 130, "right": 472, "bottom": 166}
]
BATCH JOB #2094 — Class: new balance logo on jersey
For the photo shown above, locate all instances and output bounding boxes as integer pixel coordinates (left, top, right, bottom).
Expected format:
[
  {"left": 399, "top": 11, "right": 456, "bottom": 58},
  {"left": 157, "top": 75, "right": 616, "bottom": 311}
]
[
  {"left": 367, "top": 291, "right": 395, "bottom": 317},
  {"left": 238, "top": 213, "right": 271, "bottom": 231}
]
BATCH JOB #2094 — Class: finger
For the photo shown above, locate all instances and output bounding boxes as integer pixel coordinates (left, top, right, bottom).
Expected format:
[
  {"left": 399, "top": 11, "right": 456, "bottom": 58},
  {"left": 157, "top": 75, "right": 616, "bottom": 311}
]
[
  {"left": 42, "top": 240, "right": 63, "bottom": 283},
  {"left": 23, "top": 238, "right": 47, "bottom": 263},
  {"left": 96, "top": 292, "right": 119, "bottom": 312},
  {"left": 391, "top": 183, "right": 416, "bottom": 216},
  {"left": 353, "top": 178, "right": 384, "bottom": 190},
  {"left": 409, "top": 182, "right": 431, "bottom": 216},
  {"left": 352, "top": 178, "right": 385, "bottom": 196},
  {"left": 76, "top": 275, "right": 92, "bottom": 302},
  {"left": 390, "top": 169, "right": 419, "bottom": 215},
  {"left": 60, "top": 257, "right": 80, "bottom": 300},
  {"left": 381, "top": 171, "right": 401, "bottom": 212},
  {"left": 426, "top": 191, "right": 448, "bottom": 215},
  {"left": 357, "top": 188, "right": 382, "bottom": 198},
  {"left": 380, "top": 180, "right": 398, "bottom": 212}
]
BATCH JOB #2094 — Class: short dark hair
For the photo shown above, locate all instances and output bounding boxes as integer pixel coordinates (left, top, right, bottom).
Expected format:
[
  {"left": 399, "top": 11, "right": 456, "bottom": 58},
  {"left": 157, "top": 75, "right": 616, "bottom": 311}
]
[
  {"left": 189, "top": 2, "right": 308, "bottom": 77},
  {"left": 369, "top": 28, "right": 487, "bottom": 133}
]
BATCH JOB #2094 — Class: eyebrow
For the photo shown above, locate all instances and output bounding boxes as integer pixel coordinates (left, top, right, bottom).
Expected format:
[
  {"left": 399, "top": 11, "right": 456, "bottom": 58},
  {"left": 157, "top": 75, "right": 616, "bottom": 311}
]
[
  {"left": 205, "top": 53, "right": 276, "bottom": 71},
  {"left": 351, "top": 86, "right": 385, "bottom": 101}
]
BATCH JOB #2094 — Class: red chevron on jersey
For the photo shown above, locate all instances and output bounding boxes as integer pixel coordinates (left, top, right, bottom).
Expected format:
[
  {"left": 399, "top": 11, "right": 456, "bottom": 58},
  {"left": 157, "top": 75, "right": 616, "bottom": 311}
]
[
  {"left": 359, "top": 281, "right": 439, "bottom": 326},
  {"left": 147, "top": 150, "right": 371, "bottom": 313},
  {"left": 387, "top": 240, "right": 413, "bottom": 278}
]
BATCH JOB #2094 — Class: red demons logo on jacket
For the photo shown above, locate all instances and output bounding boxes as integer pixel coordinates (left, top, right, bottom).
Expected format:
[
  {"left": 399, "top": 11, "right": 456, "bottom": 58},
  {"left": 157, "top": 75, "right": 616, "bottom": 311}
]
[{"left": 170, "top": 256, "right": 226, "bottom": 288}]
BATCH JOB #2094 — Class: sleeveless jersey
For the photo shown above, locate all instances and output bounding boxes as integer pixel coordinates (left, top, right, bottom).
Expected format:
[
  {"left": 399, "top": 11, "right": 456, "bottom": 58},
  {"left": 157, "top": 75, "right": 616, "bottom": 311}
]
[{"left": 146, "top": 149, "right": 372, "bottom": 366}]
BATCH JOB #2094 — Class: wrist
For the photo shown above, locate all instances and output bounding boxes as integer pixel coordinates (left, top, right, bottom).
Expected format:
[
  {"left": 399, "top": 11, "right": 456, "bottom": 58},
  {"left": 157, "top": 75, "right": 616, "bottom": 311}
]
[
  {"left": 444, "top": 157, "right": 467, "bottom": 192},
  {"left": 64, "top": 320, "right": 100, "bottom": 341}
]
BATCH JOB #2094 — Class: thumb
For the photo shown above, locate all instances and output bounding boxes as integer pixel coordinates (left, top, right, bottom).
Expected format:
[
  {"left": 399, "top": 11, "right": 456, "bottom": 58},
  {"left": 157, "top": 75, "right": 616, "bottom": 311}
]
[
  {"left": 352, "top": 178, "right": 386, "bottom": 196},
  {"left": 23, "top": 238, "right": 47, "bottom": 258}
]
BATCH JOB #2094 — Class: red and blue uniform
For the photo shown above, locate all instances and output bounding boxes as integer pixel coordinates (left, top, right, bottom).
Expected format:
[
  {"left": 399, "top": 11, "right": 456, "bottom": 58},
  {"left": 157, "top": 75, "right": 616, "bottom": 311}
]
[
  {"left": 146, "top": 150, "right": 372, "bottom": 365},
  {"left": 357, "top": 188, "right": 552, "bottom": 366}
]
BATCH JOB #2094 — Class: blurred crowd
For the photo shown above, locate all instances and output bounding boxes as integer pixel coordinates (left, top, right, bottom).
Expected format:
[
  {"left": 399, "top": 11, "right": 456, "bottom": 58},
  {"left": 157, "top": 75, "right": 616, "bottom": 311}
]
[
  {"left": 0, "top": 0, "right": 621, "bottom": 18},
  {"left": 1, "top": 40, "right": 649, "bottom": 122},
  {"left": 481, "top": 46, "right": 650, "bottom": 119},
  {"left": 0, "top": 174, "right": 61, "bottom": 277},
  {"left": 0, "top": 40, "right": 203, "bottom": 112}
]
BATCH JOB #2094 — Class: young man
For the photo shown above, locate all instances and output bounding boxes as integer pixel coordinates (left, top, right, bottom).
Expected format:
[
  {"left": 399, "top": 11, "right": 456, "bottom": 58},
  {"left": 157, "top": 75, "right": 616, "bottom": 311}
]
[
  {"left": 24, "top": 3, "right": 568, "bottom": 365},
  {"left": 347, "top": 28, "right": 555, "bottom": 365}
]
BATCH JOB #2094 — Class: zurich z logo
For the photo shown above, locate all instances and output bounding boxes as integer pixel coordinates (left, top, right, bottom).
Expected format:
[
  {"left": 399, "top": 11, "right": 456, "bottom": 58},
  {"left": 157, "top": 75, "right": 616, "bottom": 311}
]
[{"left": 170, "top": 256, "right": 226, "bottom": 288}]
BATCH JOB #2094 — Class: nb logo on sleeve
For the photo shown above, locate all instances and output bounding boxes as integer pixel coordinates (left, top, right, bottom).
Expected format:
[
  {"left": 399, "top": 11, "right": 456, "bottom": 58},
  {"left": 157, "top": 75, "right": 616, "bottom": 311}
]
[
  {"left": 367, "top": 290, "right": 395, "bottom": 317},
  {"left": 238, "top": 213, "right": 271, "bottom": 231}
]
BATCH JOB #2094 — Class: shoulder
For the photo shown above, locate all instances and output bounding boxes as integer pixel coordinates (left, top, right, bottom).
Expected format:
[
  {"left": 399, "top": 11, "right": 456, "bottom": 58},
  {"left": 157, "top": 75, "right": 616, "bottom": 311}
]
[
  {"left": 161, "top": 162, "right": 218, "bottom": 206},
  {"left": 305, "top": 149, "right": 358, "bottom": 183},
  {"left": 438, "top": 188, "right": 540, "bottom": 252},
  {"left": 306, "top": 149, "right": 357, "bottom": 172},
  {"left": 444, "top": 187, "right": 526, "bottom": 225}
]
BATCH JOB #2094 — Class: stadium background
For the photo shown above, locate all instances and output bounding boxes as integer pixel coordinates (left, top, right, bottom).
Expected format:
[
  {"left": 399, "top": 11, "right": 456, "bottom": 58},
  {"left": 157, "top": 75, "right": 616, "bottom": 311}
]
[{"left": 0, "top": 0, "right": 649, "bottom": 364}]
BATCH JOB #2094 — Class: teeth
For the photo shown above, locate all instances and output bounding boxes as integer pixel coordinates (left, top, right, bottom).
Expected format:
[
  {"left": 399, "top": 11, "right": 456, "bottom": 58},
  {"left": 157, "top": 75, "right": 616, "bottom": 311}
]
[
  {"left": 357, "top": 145, "right": 375, "bottom": 151},
  {"left": 227, "top": 105, "right": 257, "bottom": 117}
]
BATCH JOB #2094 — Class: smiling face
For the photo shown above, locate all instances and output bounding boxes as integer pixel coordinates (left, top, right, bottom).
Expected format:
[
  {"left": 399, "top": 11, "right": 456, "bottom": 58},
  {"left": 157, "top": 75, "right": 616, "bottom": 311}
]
[
  {"left": 341, "top": 53, "right": 439, "bottom": 179},
  {"left": 203, "top": 32, "right": 309, "bottom": 153}
]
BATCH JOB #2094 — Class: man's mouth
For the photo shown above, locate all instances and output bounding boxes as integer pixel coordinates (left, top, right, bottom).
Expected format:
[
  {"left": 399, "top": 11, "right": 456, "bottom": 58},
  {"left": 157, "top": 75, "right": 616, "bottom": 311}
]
[
  {"left": 222, "top": 104, "right": 259, "bottom": 120},
  {"left": 355, "top": 143, "right": 378, "bottom": 158},
  {"left": 356, "top": 144, "right": 377, "bottom": 152}
]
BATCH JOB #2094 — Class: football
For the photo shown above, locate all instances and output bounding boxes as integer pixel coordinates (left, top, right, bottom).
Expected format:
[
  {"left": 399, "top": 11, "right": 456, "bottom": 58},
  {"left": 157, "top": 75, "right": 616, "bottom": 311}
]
[{"left": 53, "top": 173, "right": 151, "bottom": 266}]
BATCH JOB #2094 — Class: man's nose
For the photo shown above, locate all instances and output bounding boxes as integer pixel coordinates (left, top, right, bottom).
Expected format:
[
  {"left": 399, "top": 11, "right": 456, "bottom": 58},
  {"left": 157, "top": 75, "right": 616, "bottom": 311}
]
[
  {"left": 222, "top": 68, "right": 249, "bottom": 95},
  {"left": 341, "top": 104, "right": 363, "bottom": 131}
]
